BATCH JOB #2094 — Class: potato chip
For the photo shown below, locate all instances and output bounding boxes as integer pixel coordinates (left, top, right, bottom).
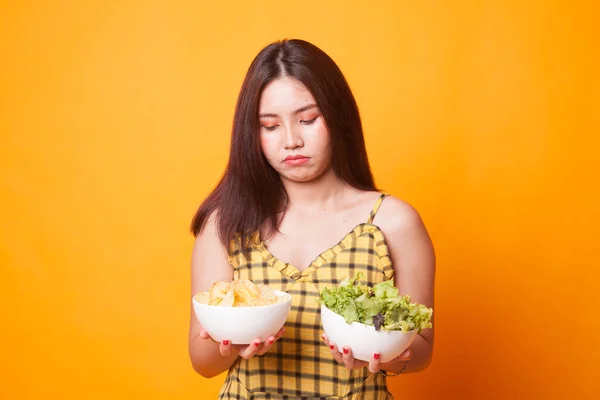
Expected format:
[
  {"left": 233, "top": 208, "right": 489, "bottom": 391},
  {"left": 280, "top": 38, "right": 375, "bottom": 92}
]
[
  {"left": 194, "top": 292, "right": 210, "bottom": 304},
  {"left": 219, "top": 287, "right": 235, "bottom": 306},
  {"left": 232, "top": 279, "right": 261, "bottom": 306},
  {"left": 195, "top": 279, "right": 287, "bottom": 307},
  {"left": 258, "top": 284, "right": 278, "bottom": 303},
  {"left": 208, "top": 281, "right": 231, "bottom": 305}
]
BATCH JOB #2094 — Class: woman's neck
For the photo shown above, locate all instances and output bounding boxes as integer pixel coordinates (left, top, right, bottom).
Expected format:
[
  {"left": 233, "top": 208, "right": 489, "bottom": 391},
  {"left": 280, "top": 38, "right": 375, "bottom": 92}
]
[{"left": 281, "top": 170, "right": 350, "bottom": 213}]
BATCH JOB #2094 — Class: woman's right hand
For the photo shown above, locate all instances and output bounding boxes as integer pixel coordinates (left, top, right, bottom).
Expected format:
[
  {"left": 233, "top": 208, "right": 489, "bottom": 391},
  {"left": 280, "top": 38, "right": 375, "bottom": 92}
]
[{"left": 199, "top": 327, "right": 286, "bottom": 359}]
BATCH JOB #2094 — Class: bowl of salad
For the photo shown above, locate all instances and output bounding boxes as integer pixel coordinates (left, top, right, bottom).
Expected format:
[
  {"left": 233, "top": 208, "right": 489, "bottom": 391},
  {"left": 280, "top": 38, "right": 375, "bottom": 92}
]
[{"left": 318, "top": 273, "right": 433, "bottom": 363}]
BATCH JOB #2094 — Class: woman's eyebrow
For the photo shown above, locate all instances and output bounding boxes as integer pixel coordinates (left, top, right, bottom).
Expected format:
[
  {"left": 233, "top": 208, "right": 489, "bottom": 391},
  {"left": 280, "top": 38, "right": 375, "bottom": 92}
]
[{"left": 259, "top": 104, "right": 318, "bottom": 118}]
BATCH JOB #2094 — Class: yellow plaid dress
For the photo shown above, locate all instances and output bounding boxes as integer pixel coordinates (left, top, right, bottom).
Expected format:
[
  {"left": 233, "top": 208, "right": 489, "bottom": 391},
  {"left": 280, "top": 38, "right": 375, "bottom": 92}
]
[{"left": 220, "top": 193, "right": 395, "bottom": 399}]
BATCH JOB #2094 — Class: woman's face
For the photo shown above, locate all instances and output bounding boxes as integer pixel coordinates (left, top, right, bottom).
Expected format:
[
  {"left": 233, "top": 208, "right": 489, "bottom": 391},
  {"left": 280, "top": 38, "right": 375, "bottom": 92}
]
[{"left": 258, "top": 77, "right": 332, "bottom": 183}]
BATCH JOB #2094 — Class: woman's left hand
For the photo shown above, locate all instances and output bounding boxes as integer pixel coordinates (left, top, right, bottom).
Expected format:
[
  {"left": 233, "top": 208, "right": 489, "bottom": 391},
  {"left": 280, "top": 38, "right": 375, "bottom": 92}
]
[{"left": 321, "top": 333, "right": 411, "bottom": 373}]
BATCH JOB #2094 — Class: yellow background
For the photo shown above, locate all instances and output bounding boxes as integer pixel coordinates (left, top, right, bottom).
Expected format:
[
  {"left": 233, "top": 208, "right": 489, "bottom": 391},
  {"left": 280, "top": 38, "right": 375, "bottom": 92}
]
[{"left": 1, "top": 0, "right": 598, "bottom": 398}]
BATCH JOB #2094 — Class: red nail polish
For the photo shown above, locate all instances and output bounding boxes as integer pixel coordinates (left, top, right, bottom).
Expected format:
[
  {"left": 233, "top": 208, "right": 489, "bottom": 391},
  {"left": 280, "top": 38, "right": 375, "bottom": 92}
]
[
  {"left": 254, "top": 342, "right": 261, "bottom": 347},
  {"left": 329, "top": 344, "right": 335, "bottom": 350},
  {"left": 373, "top": 353, "right": 380, "bottom": 360},
  {"left": 343, "top": 348, "right": 349, "bottom": 354},
  {"left": 268, "top": 338, "right": 274, "bottom": 344},
  {"left": 222, "top": 340, "right": 229, "bottom": 345}
]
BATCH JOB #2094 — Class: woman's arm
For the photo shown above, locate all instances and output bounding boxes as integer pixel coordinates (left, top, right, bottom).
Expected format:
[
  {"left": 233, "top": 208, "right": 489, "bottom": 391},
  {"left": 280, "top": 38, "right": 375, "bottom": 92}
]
[
  {"left": 376, "top": 196, "right": 436, "bottom": 374},
  {"left": 188, "top": 213, "right": 238, "bottom": 378}
]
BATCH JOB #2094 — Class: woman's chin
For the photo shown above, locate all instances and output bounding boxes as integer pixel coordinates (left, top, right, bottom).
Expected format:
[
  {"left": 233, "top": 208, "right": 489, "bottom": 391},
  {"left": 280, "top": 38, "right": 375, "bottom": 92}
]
[
  {"left": 282, "top": 174, "right": 316, "bottom": 184},
  {"left": 281, "top": 169, "right": 334, "bottom": 184}
]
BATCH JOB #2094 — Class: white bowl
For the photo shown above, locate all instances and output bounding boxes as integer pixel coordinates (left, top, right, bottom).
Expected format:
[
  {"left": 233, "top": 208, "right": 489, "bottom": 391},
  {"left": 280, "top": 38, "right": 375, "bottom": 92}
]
[
  {"left": 321, "top": 304, "right": 418, "bottom": 363},
  {"left": 193, "top": 290, "right": 292, "bottom": 344}
]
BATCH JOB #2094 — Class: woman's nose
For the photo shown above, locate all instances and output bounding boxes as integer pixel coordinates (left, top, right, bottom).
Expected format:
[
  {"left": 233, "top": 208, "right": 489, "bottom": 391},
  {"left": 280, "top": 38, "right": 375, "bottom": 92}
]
[{"left": 284, "top": 125, "right": 304, "bottom": 149}]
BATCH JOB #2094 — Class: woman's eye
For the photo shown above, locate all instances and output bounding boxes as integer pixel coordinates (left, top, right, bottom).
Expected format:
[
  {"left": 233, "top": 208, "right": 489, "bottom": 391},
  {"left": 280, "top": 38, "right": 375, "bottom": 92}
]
[
  {"left": 262, "top": 125, "right": 279, "bottom": 131},
  {"left": 300, "top": 117, "right": 318, "bottom": 125}
]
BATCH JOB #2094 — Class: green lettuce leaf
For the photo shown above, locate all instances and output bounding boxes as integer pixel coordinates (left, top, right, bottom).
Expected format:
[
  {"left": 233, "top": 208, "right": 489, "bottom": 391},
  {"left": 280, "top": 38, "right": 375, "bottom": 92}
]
[{"left": 318, "top": 273, "right": 433, "bottom": 332}]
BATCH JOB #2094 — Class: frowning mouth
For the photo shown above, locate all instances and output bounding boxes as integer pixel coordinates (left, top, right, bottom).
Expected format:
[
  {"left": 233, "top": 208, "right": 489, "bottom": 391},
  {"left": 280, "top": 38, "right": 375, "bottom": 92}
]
[{"left": 283, "top": 155, "right": 310, "bottom": 165}]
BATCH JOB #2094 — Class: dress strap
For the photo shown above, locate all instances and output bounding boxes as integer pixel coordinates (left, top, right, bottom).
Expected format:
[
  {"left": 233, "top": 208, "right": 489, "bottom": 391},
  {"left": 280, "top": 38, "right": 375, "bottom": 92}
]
[{"left": 366, "top": 193, "right": 388, "bottom": 224}]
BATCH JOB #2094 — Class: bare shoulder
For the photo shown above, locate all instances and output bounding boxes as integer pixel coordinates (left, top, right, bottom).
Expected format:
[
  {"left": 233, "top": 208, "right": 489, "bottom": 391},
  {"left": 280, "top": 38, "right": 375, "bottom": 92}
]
[
  {"left": 374, "top": 195, "right": 435, "bottom": 304},
  {"left": 373, "top": 195, "right": 426, "bottom": 235},
  {"left": 192, "top": 211, "right": 219, "bottom": 255}
]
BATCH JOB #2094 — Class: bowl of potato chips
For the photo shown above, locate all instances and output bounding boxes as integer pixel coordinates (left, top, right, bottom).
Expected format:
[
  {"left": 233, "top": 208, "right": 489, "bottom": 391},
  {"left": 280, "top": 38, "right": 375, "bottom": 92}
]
[{"left": 193, "top": 279, "right": 292, "bottom": 344}]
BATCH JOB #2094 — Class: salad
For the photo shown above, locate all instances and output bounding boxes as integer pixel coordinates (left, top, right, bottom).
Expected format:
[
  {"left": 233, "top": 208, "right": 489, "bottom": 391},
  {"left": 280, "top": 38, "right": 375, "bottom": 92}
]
[{"left": 318, "top": 273, "right": 433, "bottom": 332}]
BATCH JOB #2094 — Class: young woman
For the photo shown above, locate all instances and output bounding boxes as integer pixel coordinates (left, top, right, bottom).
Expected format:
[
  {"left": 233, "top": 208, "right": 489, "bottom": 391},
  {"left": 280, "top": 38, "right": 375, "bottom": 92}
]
[{"left": 188, "top": 39, "right": 435, "bottom": 399}]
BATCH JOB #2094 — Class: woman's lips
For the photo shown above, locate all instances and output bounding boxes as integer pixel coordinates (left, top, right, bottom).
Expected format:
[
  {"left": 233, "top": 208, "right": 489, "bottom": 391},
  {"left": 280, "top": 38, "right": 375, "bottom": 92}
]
[{"left": 283, "top": 155, "right": 310, "bottom": 165}]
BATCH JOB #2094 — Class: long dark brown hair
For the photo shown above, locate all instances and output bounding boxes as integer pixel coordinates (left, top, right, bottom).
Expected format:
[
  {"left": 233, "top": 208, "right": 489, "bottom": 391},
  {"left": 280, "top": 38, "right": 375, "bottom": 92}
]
[{"left": 190, "top": 39, "right": 377, "bottom": 251}]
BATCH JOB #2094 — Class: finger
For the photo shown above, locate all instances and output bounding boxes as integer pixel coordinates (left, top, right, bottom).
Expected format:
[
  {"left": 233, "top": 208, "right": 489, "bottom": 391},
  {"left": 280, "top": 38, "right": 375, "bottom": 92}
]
[
  {"left": 321, "top": 333, "right": 337, "bottom": 351},
  {"left": 256, "top": 327, "right": 287, "bottom": 356},
  {"left": 398, "top": 348, "right": 412, "bottom": 360},
  {"left": 274, "top": 327, "right": 286, "bottom": 340},
  {"left": 369, "top": 352, "right": 382, "bottom": 374},
  {"left": 219, "top": 339, "right": 232, "bottom": 356},
  {"left": 326, "top": 340, "right": 344, "bottom": 364},
  {"left": 342, "top": 346, "right": 369, "bottom": 370},
  {"left": 199, "top": 330, "right": 210, "bottom": 340},
  {"left": 389, "top": 348, "right": 412, "bottom": 363},
  {"left": 255, "top": 336, "right": 276, "bottom": 356},
  {"left": 321, "top": 335, "right": 346, "bottom": 365},
  {"left": 238, "top": 339, "right": 262, "bottom": 360},
  {"left": 321, "top": 333, "right": 329, "bottom": 348},
  {"left": 342, "top": 347, "right": 369, "bottom": 370},
  {"left": 199, "top": 329, "right": 221, "bottom": 344}
]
